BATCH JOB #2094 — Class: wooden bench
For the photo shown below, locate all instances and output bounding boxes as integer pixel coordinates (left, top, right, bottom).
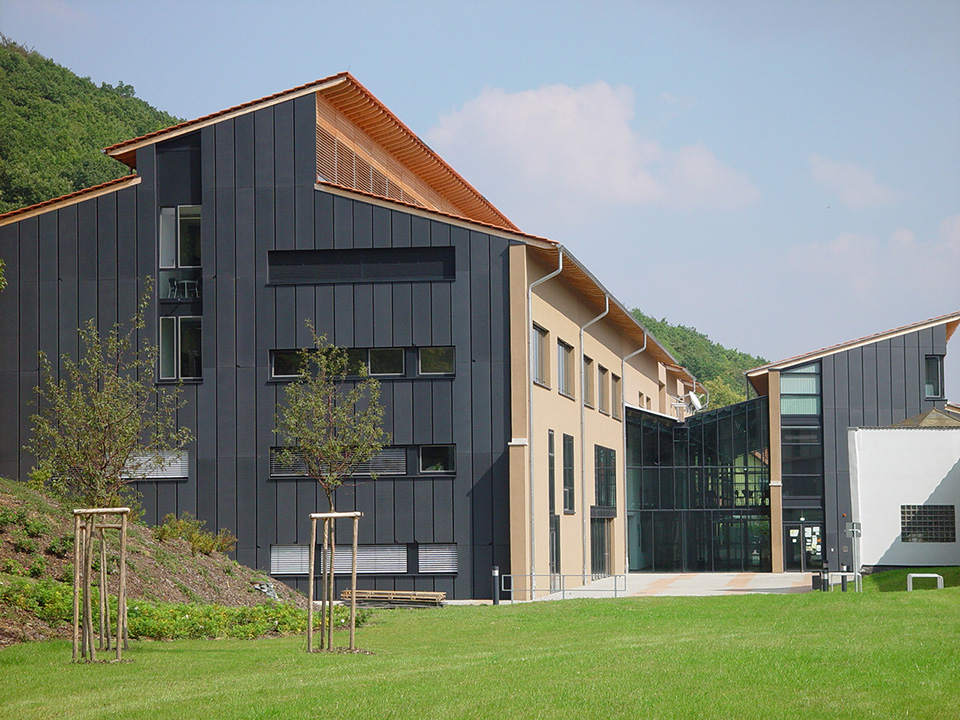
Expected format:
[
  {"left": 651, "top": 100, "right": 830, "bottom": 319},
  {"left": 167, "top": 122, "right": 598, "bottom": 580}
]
[{"left": 341, "top": 589, "right": 446, "bottom": 608}]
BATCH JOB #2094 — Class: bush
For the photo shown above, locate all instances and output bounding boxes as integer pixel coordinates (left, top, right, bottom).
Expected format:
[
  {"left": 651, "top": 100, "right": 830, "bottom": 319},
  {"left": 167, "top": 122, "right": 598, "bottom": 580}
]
[
  {"left": 152, "top": 512, "right": 237, "bottom": 556},
  {"left": 23, "top": 517, "right": 50, "bottom": 538},
  {"left": 27, "top": 556, "right": 47, "bottom": 578},
  {"left": 1, "top": 558, "right": 25, "bottom": 576},
  {"left": 0, "top": 507, "right": 28, "bottom": 533},
  {"left": 0, "top": 577, "right": 73, "bottom": 624},
  {"left": 46, "top": 534, "right": 73, "bottom": 559},
  {"left": 12, "top": 534, "right": 38, "bottom": 554}
]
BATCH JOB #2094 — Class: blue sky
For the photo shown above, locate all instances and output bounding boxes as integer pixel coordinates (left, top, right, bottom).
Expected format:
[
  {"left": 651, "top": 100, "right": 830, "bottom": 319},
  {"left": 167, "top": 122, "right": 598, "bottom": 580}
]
[{"left": 4, "top": 0, "right": 959, "bottom": 395}]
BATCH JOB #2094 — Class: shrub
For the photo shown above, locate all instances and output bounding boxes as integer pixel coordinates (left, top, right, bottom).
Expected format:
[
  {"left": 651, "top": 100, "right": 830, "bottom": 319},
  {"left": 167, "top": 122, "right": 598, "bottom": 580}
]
[
  {"left": 46, "top": 534, "right": 73, "bottom": 559},
  {"left": 0, "top": 507, "right": 28, "bottom": 533},
  {"left": 12, "top": 534, "right": 38, "bottom": 554},
  {"left": 1, "top": 558, "right": 25, "bottom": 576},
  {"left": 27, "top": 556, "right": 47, "bottom": 578},
  {"left": 153, "top": 512, "right": 237, "bottom": 556},
  {"left": 0, "top": 577, "right": 73, "bottom": 624},
  {"left": 23, "top": 517, "right": 51, "bottom": 538}
]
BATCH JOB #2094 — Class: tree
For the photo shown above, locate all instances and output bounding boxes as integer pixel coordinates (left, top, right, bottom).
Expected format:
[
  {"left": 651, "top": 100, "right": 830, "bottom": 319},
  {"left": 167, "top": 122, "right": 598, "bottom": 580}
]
[
  {"left": 274, "top": 326, "right": 387, "bottom": 650},
  {"left": 27, "top": 279, "right": 192, "bottom": 507}
]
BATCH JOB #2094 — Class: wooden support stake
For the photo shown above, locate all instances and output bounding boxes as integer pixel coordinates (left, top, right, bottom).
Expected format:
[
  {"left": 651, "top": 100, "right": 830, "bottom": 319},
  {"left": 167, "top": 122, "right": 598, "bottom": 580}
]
[
  {"left": 118, "top": 512, "right": 128, "bottom": 657},
  {"left": 72, "top": 514, "right": 81, "bottom": 662},
  {"left": 307, "top": 516, "right": 317, "bottom": 653},
  {"left": 83, "top": 515, "right": 95, "bottom": 662},
  {"left": 99, "top": 527, "right": 109, "bottom": 651},
  {"left": 350, "top": 515, "right": 358, "bottom": 650}
]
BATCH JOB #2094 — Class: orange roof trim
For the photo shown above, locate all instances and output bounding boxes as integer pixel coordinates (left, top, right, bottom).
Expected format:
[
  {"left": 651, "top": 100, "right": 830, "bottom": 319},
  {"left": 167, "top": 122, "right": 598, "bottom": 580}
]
[{"left": 0, "top": 174, "right": 140, "bottom": 227}]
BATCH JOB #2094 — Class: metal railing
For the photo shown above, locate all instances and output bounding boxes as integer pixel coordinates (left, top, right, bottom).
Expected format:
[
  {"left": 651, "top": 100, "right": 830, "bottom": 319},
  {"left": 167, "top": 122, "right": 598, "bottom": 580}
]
[{"left": 500, "top": 573, "right": 628, "bottom": 601}]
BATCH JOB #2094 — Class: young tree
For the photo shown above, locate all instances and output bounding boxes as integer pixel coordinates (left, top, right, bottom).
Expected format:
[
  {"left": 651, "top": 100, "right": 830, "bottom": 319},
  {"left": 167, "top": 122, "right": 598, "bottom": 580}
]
[
  {"left": 274, "top": 326, "right": 387, "bottom": 650},
  {"left": 27, "top": 279, "right": 192, "bottom": 507}
]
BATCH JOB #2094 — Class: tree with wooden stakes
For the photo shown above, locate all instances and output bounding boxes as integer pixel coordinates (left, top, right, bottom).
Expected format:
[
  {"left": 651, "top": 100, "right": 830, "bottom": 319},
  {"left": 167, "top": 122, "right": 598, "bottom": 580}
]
[
  {"left": 274, "top": 325, "right": 386, "bottom": 652},
  {"left": 26, "top": 278, "right": 192, "bottom": 660}
]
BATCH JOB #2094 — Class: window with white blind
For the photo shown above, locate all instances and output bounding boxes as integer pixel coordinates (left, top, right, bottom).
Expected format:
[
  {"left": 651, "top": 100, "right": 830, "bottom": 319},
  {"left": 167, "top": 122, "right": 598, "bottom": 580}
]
[
  {"left": 269, "top": 446, "right": 407, "bottom": 478},
  {"left": 270, "top": 544, "right": 409, "bottom": 575},
  {"left": 122, "top": 451, "right": 188, "bottom": 480},
  {"left": 418, "top": 544, "right": 458, "bottom": 573}
]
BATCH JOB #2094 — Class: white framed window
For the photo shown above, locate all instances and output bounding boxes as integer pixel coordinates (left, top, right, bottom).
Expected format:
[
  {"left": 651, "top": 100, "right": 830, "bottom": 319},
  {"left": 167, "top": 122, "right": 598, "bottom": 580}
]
[
  {"left": 611, "top": 374, "right": 622, "bottom": 419},
  {"left": 584, "top": 356, "right": 595, "bottom": 408},
  {"left": 159, "top": 206, "right": 202, "bottom": 300},
  {"left": 121, "top": 451, "right": 188, "bottom": 480},
  {"left": 419, "top": 347, "right": 455, "bottom": 375},
  {"left": 557, "top": 340, "right": 575, "bottom": 398},
  {"left": 159, "top": 316, "right": 202, "bottom": 380},
  {"left": 925, "top": 356, "right": 944, "bottom": 399},
  {"left": 532, "top": 325, "right": 549, "bottom": 386}
]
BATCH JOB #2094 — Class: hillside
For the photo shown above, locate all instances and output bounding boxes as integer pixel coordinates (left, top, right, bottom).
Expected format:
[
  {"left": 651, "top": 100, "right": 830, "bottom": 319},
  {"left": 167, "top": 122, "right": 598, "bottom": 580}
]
[
  {"left": 633, "top": 310, "right": 767, "bottom": 409},
  {"left": 0, "top": 35, "right": 181, "bottom": 213},
  {"left": 0, "top": 477, "right": 306, "bottom": 647}
]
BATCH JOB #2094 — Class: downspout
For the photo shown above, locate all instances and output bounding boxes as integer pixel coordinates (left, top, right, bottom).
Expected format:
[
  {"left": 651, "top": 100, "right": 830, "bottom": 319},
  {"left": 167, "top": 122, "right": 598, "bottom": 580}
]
[
  {"left": 580, "top": 295, "right": 609, "bottom": 580},
  {"left": 620, "top": 333, "right": 648, "bottom": 574},
  {"left": 527, "top": 248, "right": 563, "bottom": 594}
]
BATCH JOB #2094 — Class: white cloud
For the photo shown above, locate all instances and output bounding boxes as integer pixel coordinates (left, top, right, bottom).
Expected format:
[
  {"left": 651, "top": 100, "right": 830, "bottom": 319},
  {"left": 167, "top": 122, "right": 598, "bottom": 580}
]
[
  {"left": 427, "top": 82, "right": 759, "bottom": 227},
  {"left": 808, "top": 154, "right": 899, "bottom": 209}
]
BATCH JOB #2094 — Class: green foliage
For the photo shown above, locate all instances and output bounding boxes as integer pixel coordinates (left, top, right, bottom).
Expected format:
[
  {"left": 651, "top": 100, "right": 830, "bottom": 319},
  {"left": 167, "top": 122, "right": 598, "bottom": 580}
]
[
  {"left": 26, "top": 280, "right": 193, "bottom": 507},
  {"left": 45, "top": 534, "right": 73, "bottom": 559},
  {"left": 274, "top": 326, "right": 388, "bottom": 511},
  {"left": 633, "top": 310, "right": 767, "bottom": 409},
  {"left": 27, "top": 555, "right": 47, "bottom": 578},
  {"left": 11, "top": 534, "right": 38, "bottom": 554},
  {"left": 0, "top": 506, "right": 27, "bottom": 533},
  {"left": 0, "top": 576, "right": 72, "bottom": 623},
  {"left": 22, "top": 516, "right": 49, "bottom": 538},
  {"left": 861, "top": 566, "right": 960, "bottom": 592},
  {"left": 0, "top": 258, "right": 5, "bottom": 291},
  {"left": 1, "top": 558, "right": 24, "bottom": 575},
  {"left": 0, "top": 35, "right": 181, "bottom": 213},
  {"left": 152, "top": 512, "right": 237, "bottom": 556}
]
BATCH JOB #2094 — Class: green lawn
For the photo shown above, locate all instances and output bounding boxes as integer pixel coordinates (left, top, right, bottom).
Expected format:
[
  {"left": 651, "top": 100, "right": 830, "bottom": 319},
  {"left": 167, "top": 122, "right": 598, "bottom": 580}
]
[{"left": 2, "top": 588, "right": 959, "bottom": 719}]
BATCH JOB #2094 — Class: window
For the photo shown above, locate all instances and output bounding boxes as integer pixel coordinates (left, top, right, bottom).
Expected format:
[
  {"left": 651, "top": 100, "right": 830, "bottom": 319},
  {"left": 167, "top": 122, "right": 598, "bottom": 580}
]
[
  {"left": 159, "top": 316, "right": 202, "bottom": 380},
  {"left": 271, "top": 350, "right": 301, "bottom": 379},
  {"left": 901, "top": 505, "right": 956, "bottom": 543},
  {"left": 562, "top": 433, "right": 575, "bottom": 513},
  {"left": 420, "top": 445, "right": 455, "bottom": 473},
  {"left": 533, "top": 325, "right": 549, "bottom": 386},
  {"left": 780, "top": 362, "right": 820, "bottom": 415},
  {"left": 419, "top": 347, "right": 455, "bottom": 374},
  {"left": 584, "top": 357, "right": 596, "bottom": 408},
  {"left": 557, "top": 340, "right": 575, "bottom": 398},
  {"left": 269, "top": 446, "right": 406, "bottom": 477},
  {"left": 369, "top": 348, "right": 404, "bottom": 376},
  {"left": 121, "top": 451, "right": 188, "bottom": 480},
  {"left": 159, "top": 206, "right": 202, "bottom": 299},
  {"left": 418, "top": 544, "right": 458, "bottom": 573},
  {"left": 611, "top": 374, "right": 622, "bottom": 419},
  {"left": 598, "top": 366, "right": 609, "bottom": 414},
  {"left": 594, "top": 445, "right": 616, "bottom": 508},
  {"left": 270, "top": 545, "right": 409, "bottom": 575},
  {"left": 268, "top": 246, "right": 455, "bottom": 284},
  {"left": 548, "top": 430, "right": 556, "bottom": 516},
  {"left": 925, "top": 356, "right": 944, "bottom": 398}
]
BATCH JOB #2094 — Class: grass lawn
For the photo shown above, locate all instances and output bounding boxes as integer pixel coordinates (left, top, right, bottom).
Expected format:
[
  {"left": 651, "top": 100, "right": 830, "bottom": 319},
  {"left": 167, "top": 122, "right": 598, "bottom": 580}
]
[{"left": 2, "top": 586, "right": 959, "bottom": 720}]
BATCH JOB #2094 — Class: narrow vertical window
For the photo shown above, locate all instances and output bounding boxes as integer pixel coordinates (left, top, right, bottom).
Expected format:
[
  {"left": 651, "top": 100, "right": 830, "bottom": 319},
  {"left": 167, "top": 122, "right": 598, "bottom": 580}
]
[
  {"left": 611, "top": 374, "right": 622, "bottom": 419},
  {"left": 547, "top": 430, "right": 556, "bottom": 516},
  {"left": 594, "top": 445, "right": 616, "bottom": 508},
  {"left": 925, "top": 356, "right": 943, "bottom": 398},
  {"left": 159, "top": 205, "right": 202, "bottom": 299},
  {"left": 557, "top": 340, "right": 574, "bottom": 398},
  {"left": 584, "top": 356, "right": 595, "bottom": 408},
  {"left": 159, "top": 317, "right": 177, "bottom": 380},
  {"left": 159, "top": 316, "right": 202, "bottom": 380},
  {"left": 533, "top": 325, "right": 549, "bottom": 386},
  {"left": 562, "top": 433, "right": 575, "bottom": 514},
  {"left": 598, "top": 366, "right": 609, "bottom": 414}
]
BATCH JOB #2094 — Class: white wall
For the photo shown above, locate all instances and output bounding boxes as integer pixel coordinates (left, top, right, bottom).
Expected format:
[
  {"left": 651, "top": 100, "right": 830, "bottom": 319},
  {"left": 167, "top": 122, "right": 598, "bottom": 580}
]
[{"left": 849, "top": 428, "right": 960, "bottom": 567}]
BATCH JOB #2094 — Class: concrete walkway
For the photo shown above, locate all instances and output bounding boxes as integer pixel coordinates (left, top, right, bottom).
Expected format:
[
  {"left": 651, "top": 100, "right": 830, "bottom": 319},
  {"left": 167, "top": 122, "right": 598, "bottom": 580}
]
[{"left": 538, "top": 572, "right": 813, "bottom": 600}]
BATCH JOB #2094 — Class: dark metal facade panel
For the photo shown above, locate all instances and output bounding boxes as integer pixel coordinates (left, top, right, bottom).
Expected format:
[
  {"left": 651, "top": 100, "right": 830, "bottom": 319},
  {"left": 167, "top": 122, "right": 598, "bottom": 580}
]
[
  {"left": 235, "top": 187, "right": 256, "bottom": 278},
  {"left": 372, "top": 284, "right": 393, "bottom": 346},
  {"left": 314, "top": 191, "right": 334, "bottom": 250},
  {"left": 352, "top": 202, "right": 373, "bottom": 249},
  {"left": 333, "top": 195, "right": 354, "bottom": 249},
  {"left": 273, "top": 101, "right": 295, "bottom": 188},
  {"left": 253, "top": 106, "right": 275, "bottom": 189},
  {"left": 234, "top": 114, "right": 255, "bottom": 190},
  {"left": 353, "top": 284, "right": 374, "bottom": 348}
]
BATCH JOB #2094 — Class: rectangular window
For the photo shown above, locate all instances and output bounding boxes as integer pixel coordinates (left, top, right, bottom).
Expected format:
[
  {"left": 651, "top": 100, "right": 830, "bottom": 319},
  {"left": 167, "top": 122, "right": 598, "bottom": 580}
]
[
  {"left": 557, "top": 340, "right": 575, "bottom": 398},
  {"left": 369, "top": 348, "right": 404, "bottom": 376},
  {"left": 269, "top": 545, "right": 410, "bottom": 575},
  {"left": 598, "top": 366, "right": 610, "bottom": 414},
  {"left": 420, "top": 445, "right": 456, "bottom": 473},
  {"left": 584, "top": 357, "right": 595, "bottom": 408},
  {"left": 594, "top": 445, "right": 616, "bottom": 508},
  {"left": 901, "top": 505, "right": 956, "bottom": 543},
  {"left": 925, "top": 356, "right": 944, "bottom": 398},
  {"left": 270, "top": 350, "right": 301, "bottom": 379},
  {"left": 419, "top": 347, "right": 455, "bottom": 374},
  {"left": 611, "top": 374, "right": 622, "bottom": 419},
  {"left": 780, "top": 362, "right": 820, "bottom": 416},
  {"left": 159, "top": 206, "right": 202, "bottom": 299},
  {"left": 268, "top": 246, "right": 455, "bottom": 284},
  {"left": 269, "top": 446, "right": 407, "bottom": 477},
  {"left": 548, "top": 430, "right": 556, "bottom": 516},
  {"left": 418, "top": 544, "right": 458, "bottom": 573},
  {"left": 121, "top": 451, "right": 188, "bottom": 480},
  {"left": 562, "top": 433, "right": 575, "bottom": 514},
  {"left": 533, "top": 325, "right": 549, "bottom": 386},
  {"left": 159, "top": 316, "right": 202, "bottom": 380}
]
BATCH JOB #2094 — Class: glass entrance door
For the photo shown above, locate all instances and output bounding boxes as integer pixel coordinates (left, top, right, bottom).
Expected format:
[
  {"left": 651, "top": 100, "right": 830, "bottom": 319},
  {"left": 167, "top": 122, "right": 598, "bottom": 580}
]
[{"left": 784, "top": 522, "right": 823, "bottom": 571}]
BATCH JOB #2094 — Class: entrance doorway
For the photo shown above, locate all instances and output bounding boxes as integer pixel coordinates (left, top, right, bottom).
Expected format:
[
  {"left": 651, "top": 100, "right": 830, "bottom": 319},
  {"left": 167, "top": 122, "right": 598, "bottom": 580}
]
[{"left": 783, "top": 521, "right": 822, "bottom": 571}]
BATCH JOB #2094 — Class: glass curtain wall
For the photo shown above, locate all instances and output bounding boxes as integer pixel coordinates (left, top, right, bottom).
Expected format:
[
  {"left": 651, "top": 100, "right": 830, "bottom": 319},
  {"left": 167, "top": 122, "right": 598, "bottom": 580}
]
[{"left": 626, "top": 397, "right": 771, "bottom": 572}]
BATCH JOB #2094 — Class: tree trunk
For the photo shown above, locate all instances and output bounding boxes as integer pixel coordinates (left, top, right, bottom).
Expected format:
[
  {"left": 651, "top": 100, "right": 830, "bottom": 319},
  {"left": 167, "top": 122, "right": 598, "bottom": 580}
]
[{"left": 325, "top": 490, "right": 335, "bottom": 650}]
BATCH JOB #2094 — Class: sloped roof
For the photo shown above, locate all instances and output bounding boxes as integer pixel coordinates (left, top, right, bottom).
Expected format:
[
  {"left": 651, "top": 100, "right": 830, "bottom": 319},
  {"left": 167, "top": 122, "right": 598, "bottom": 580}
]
[
  {"left": 103, "top": 72, "right": 517, "bottom": 231},
  {"left": 893, "top": 408, "right": 960, "bottom": 428},
  {"left": 0, "top": 175, "right": 141, "bottom": 227},
  {"left": 746, "top": 311, "right": 960, "bottom": 395}
]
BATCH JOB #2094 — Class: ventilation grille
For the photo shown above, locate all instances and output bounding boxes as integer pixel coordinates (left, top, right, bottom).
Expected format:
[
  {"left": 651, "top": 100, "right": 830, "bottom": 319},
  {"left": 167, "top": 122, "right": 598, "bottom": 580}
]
[
  {"left": 418, "top": 544, "right": 458, "bottom": 573},
  {"left": 269, "top": 446, "right": 407, "bottom": 478},
  {"left": 269, "top": 544, "right": 408, "bottom": 575}
]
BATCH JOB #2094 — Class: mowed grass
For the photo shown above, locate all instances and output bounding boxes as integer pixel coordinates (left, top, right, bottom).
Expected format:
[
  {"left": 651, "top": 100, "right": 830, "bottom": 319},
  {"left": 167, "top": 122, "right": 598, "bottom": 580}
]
[{"left": 2, "top": 588, "right": 959, "bottom": 720}]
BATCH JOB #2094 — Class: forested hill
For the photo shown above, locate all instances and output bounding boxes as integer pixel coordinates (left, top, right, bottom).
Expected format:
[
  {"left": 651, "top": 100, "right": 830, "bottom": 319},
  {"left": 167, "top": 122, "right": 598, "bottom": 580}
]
[
  {"left": 632, "top": 310, "right": 768, "bottom": 409},
  {"left": 0, "top": 36, "right": 181, "bottom": 214}
]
